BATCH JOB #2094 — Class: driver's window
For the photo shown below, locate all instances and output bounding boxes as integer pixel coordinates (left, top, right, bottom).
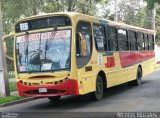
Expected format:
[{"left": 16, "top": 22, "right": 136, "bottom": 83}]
[{"left": 76, "top": 21, "right": 92, "bottom": 68}]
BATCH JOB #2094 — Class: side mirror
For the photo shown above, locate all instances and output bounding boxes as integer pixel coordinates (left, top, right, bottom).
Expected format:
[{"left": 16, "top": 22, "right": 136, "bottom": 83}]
[
  {"left": 78, "top": 33, "right": 87, "bottom": 57},
  {"left": 3, "top": 33, "right": 15, "bottom": 61}
]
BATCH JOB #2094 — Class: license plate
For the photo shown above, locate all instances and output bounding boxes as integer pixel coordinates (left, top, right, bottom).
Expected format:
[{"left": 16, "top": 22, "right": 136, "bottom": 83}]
[{"left": 39, "top": 88, "right": 47, "bottom": 93}]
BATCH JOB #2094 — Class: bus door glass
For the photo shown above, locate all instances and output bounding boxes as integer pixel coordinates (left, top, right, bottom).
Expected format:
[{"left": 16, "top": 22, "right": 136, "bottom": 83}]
[{"left": 76, "top": 21, "right": 92, "bottom": 68}]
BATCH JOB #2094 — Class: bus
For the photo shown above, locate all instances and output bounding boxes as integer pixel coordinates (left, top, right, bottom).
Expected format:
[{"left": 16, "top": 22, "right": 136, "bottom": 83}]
[{"left": 4, "top": 12, "right": 155, "bottom": 102}]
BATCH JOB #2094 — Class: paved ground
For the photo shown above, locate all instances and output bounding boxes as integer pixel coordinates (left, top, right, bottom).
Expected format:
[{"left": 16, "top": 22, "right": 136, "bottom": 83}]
[{"left": 1, "top": 70, "right": 160, "bottom": 117}]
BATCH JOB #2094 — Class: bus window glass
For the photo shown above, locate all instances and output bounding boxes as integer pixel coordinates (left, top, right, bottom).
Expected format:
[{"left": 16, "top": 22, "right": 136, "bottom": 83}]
[
  {"left": 137, "top": 33, "right": 144, "bottom": 50},
  {"left": 76, "top": 21, "right": 92, "bottom": 68},
  {"left": 144, "top": 34, "right": 149, "bottom": 50},
  {"left": 16, "top": 30, "right": 71, "bottom": 72},
  {"left": 93, "top": 25, "right": 106, "bottom": 51},
  {"left": 128, "top": 31, "right": 136, "bottom": 51},
  {"left": 106, "top": 26, "right": 117, "bottom": 51},
  {"left": 118, "top": 29, "right": 128, "bottom": 51},
  {"left": 148, "top": 34, "right": 154, "bottom": 50}
]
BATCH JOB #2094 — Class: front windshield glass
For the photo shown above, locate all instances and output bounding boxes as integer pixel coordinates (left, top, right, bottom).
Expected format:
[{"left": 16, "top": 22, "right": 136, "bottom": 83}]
[{"left": 16, "top": 30, "right": 71, "bottom": 73}]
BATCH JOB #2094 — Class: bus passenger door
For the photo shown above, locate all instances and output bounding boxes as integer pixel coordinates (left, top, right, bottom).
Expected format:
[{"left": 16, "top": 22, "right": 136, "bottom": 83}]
[{"left": 76, "top": 21, "right": 94, "bottom": 94}]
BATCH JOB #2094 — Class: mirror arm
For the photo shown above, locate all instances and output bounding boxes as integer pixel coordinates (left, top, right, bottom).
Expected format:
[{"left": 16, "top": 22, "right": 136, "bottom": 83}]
[
  {"left": 2, "top": 33, "right": 14, "bottom": 40},
  {"left": 2, "top": 33, "right": 15, "bottom": 61},
  {"left": 6, "top": 55, "right": 14, "bottom": 61}
]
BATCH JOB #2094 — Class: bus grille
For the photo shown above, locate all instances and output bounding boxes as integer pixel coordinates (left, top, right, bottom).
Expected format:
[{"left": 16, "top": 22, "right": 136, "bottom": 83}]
[{"left": 25, "top": 89, "right": 65, "bottom": 95}]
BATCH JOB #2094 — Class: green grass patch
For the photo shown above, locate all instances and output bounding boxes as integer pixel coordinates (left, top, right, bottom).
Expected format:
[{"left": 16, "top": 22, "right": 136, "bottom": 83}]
[
  {"left": 9, "top": 82, "right": 17, "bottom": 92},
  {"left": 0, "top": 96, "right": 23, "bottom": 105}
]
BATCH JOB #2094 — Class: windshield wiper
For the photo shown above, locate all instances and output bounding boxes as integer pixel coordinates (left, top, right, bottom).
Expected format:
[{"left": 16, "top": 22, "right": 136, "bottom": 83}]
[{"left": 24, "top": 31, "right": 29, "bottom": 65}]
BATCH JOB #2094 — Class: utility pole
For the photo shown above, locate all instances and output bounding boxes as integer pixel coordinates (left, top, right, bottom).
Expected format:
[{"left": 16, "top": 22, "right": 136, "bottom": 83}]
[
  {"left": 114, "top": 0, "right": 118, "bottom": 22},
  {"left": 153, "top": 7, "right": 156, "bottom": 31},
  {"left": 0, "top": 1, "right": 10, "bottom": 97}
]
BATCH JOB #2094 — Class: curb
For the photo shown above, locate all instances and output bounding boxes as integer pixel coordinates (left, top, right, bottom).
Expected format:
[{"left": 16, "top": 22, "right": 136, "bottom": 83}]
[{"left": 0, "top": 97, "right": 35, "bottom": 107}]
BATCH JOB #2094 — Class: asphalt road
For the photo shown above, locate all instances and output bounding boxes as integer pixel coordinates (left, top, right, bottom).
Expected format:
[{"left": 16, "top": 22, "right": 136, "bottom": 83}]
[{"left": 1, "top": 70, "right": 160, "bottom": 117}]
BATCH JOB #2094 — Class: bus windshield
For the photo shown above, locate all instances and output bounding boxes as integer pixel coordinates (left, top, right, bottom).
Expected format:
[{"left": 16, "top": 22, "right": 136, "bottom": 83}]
[{"left": 16, "top": 30, "right": 71, "bottom": 73}]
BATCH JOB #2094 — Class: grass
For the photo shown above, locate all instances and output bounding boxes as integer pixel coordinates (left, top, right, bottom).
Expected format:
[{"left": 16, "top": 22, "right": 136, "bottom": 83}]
[
  {"left": 0, "top": 74, "right": 26, "bottom": 105},
  {"left": 0, "top": 81, "right": 25, "bottom": 105},
  {"left": 0, "top": 96, "right": 23, "bottom": 105},
  {"left": 9, "top": 82, "right": 17, "bottom": 92}
]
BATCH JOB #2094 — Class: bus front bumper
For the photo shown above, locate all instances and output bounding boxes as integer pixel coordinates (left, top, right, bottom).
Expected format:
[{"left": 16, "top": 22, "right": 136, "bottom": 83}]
[{"left": 17, "top": 79, "right": 79, "bottom": 98}]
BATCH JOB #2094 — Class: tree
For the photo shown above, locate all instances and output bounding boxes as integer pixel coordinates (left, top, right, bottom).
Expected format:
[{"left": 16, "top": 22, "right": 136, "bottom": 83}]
[
  {"left": 145, "top": 0, "right": 160, "bottom": 43},
  {"left": 105, "top": 0, "right": 153, "bottom": 29},
  {"left": 2, "top": 0, "right": 45, "bottom": 71},
  {"left": 0, "top": 0, "right": 10, "bottom": 97},
  {"left": 145, "top": 0, "right": 160, "bottom": 9}
]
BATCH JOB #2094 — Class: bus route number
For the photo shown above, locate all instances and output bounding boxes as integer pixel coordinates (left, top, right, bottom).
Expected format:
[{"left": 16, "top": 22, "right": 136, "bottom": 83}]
[{"left": 20, "top": 23, "right": 29, "bottom": 31}]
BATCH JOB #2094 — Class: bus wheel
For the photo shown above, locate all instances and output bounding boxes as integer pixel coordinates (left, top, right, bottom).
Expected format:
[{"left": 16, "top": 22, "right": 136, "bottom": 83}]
[
  {"left": 92, "top": 76, "right": 104, "bottom": 101},
  {"left": 48, "top": 96, "right": 61, "bottom": 103},
  {"left": 132, "top": 68, "right": 142, "bottom": 86}
]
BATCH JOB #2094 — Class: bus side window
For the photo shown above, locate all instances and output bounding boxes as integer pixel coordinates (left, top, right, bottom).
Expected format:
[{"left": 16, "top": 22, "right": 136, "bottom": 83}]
[
  {"left": 148, "top": 34, "right": 154, "bottom": 50},
  {"left": 93, "top": 24, "right": 106, "bottom": 51},
  {"left": 118, "top": 29, "right": 128, "bottom": 51},
  {"left": 144, "top": 34, "right": 149, "bottom": 50},
  {"left": 128, "top": 31, "right": 136, "bottom": 51},
  {"left": 106, "top": 26, "right": 118, "bottom": 51},
  {"left": 137, "top": 32, "right": 143, "bottom": 51},
  {"left": 76, "top": 21, "right": 92, "bottom": 68}
]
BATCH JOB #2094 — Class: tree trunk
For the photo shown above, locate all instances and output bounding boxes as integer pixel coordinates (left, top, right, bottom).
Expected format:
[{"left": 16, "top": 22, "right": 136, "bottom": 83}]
[
  {"left": 68, "top": 0, "right": 73, "bottom": 11},
  {"left": 0, "top": 0, "right": 10, "bottom": 97}
]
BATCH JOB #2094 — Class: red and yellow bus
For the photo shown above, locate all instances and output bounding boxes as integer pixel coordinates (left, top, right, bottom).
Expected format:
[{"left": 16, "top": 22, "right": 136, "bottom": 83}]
[{"left": 4, "top": 12, "right": 155, "bottom": 102}]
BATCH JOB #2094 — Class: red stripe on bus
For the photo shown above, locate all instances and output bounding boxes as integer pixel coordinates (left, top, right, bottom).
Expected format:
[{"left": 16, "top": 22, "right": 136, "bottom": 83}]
[
  {"left": 105, "top": 57, "right": 115, "bottom": 68},
  {"left": 119, "top": 51, "right": 155, "bottom": 67}
]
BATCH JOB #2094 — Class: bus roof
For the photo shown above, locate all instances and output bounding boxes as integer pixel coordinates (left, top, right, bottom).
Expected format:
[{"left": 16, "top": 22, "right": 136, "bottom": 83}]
[{"left": 15, "top": 12, "right": 155, "bottom": 34}]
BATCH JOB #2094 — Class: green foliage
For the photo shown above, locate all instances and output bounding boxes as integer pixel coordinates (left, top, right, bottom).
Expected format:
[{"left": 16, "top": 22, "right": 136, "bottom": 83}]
[
  {"left": 9, "top": 82, "right": 17, "bottom": 92},
  {"left": 110, "top": 0, "right": 154, "bottom": 29},
  {"left": 145, "top": 0, "right": 160, "bottom": 9},
  {"left": 145, "top": 0, "right": 160, "bottom": 43},
  {"left": 2, "top": 0, "right": 106, "bottom": 34},
  {"left": 155, "top": 6, "right": 160, "bottom": 43},
  {"left": 0, "top": 96, "right": 23, "bottom": 104}
]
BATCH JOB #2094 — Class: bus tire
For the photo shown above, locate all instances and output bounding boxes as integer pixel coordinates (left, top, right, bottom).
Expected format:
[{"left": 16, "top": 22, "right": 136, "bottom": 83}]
[
  {"left": 91, "top": 75, "right": 104, "bottom": 101},
  {"left": 48, "top": 96, "right": 61, "bottom": 103},
  {"left": 131, "top": 67, "right": 142, "bottom": 86}
]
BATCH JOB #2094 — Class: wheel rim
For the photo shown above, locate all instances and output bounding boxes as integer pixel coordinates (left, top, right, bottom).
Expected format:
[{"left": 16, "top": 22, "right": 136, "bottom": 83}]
[
  {"left": 96, "top": 80, "right": 103, "bottom": 94},
  {"left": 95, "top": 77, "right": 103, "bottom": 100},
  {"left": 137, "top": 70, "right": 142, "bottom": 85}
]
